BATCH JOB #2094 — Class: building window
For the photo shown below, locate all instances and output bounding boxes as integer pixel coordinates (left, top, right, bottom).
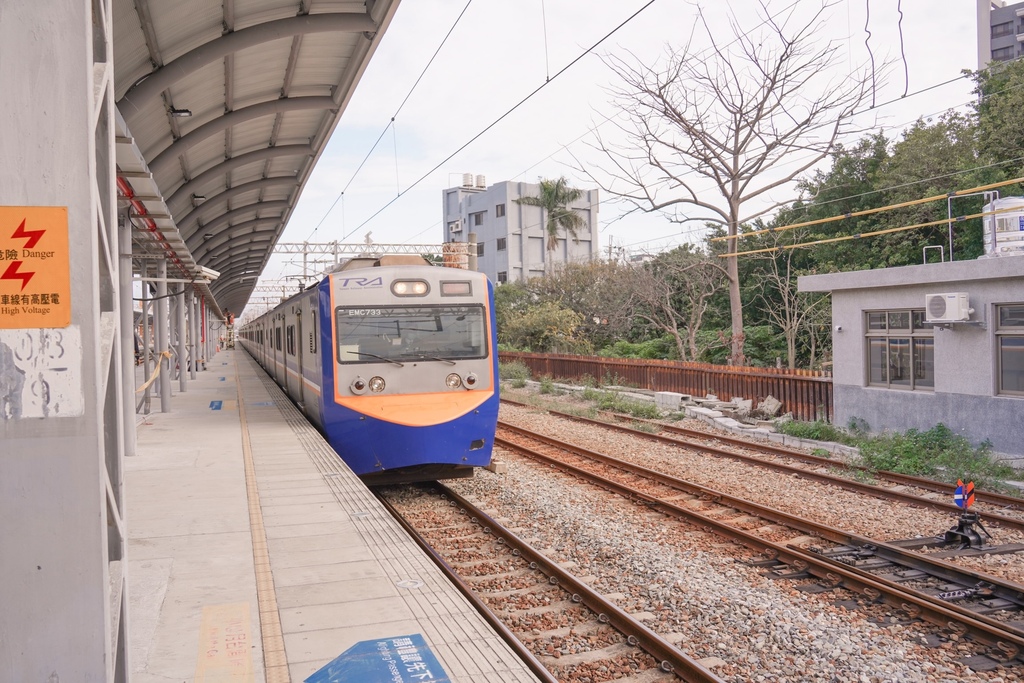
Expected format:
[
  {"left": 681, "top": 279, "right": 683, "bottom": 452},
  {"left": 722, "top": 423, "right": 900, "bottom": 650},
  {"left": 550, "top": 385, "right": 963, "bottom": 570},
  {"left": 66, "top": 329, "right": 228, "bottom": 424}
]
[
  {"left": 472, "top": 211, "right": 484, "bottom": 226},
  {"left": 497, "top": 271, "right": 508, "bottom": 284},
  {"left": 992, "top": 21, "right": 1014, "bottom": 38},
  {"left": 865, "top": 309, "right": 934, "bottom": 390},
  {"left": 477, "top": 242, "right": 485, "bottom": 256},
  {"left": 497, "top": 237, "right": 507, "bottom": 251},
  {"left": 997, "top": 304, "right": 1024, "bottom": 396},
  {"left": 495, "top": 203, "right": 505, "bottom": 218},
  {"left": 992, "top": 46, "right": 1015, "bottom": 61}
]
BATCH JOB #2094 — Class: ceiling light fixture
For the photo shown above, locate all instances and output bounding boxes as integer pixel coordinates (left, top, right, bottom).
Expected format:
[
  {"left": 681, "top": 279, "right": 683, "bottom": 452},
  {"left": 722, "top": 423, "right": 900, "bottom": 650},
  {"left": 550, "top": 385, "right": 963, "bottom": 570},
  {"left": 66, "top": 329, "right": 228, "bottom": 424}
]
[{"left": 169, "top": 107, "right": 192, "bottom": 118}]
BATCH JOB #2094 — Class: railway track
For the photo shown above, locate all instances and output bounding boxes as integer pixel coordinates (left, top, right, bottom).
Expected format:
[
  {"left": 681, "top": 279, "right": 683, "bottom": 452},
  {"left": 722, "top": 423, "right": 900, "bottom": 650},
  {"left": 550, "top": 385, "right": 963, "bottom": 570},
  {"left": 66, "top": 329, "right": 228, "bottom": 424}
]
[
  {"left": 378, "top": 483, "right": 724, "bottom": 683},
  {"left": 494, "top": 421, "right": 1024, "bottom": 671},
  {"left": 500, "top": 398, "right": 1024, "bottom": 533}
]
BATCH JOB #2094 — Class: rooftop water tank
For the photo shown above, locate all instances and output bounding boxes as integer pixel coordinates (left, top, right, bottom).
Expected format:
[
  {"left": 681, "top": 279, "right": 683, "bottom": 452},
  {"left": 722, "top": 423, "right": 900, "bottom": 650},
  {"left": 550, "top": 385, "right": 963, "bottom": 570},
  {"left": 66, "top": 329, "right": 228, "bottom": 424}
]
[{"left": 982, "top": 197, "right": 1024, "bottom": 257}]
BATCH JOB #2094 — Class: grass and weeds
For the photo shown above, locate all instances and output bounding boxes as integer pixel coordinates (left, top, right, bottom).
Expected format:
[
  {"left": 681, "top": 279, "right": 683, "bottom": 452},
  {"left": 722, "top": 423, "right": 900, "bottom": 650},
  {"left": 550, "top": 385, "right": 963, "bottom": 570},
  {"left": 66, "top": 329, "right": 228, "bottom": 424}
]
[
  {"left": 582, "top": 388, "right": 662, "bottom": 420},
  {"left": 778, "top": 418, "right": 1019, "bottom": 494},
  {"left": 858, "top": 424, "right": 1017, "bottom": 493},
  {"left": 499, "top": 361, "right": 531, "bottom": 382},
  {"left": 775, "top": 418, "right": 862, "bottom": 446}
]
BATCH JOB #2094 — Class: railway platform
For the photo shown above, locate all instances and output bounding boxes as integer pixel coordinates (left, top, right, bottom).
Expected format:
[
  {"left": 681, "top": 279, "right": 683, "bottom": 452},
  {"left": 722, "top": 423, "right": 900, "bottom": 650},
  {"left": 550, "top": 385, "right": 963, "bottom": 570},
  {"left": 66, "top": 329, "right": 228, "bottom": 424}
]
[{"left": 128, "top": 348, "right": 540, "bottom": 683}]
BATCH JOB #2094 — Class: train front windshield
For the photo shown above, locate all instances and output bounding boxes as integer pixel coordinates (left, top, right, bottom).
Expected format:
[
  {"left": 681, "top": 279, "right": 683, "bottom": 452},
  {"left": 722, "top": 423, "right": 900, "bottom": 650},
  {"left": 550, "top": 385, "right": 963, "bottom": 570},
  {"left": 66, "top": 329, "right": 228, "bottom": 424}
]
[{"left": 335, "top": 304, "right": 488, "bottom": 364}]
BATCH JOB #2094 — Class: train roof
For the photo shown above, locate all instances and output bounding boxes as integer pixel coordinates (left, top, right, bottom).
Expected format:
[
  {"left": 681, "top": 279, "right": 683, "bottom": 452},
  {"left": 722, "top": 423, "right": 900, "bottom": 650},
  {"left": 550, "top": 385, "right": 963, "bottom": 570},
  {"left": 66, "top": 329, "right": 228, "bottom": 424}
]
[{"left": 329, "top": 255, "right": 431, "bottom": 272}]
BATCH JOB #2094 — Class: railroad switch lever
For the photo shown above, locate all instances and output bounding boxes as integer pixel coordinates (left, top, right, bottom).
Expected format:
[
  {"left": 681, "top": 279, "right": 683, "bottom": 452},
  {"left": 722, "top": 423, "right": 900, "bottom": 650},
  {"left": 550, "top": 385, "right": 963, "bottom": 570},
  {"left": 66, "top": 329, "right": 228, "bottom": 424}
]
[{"left": 942, "top": 511, "right": 992, "bottom": 549}]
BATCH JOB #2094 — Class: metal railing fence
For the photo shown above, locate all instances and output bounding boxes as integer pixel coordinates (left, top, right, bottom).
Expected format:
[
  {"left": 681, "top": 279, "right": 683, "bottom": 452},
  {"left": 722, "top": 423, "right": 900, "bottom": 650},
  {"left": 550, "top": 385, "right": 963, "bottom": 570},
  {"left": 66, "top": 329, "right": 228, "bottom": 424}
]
[{"left": 499, "top": 352, "right": 833, "bottom": 422}]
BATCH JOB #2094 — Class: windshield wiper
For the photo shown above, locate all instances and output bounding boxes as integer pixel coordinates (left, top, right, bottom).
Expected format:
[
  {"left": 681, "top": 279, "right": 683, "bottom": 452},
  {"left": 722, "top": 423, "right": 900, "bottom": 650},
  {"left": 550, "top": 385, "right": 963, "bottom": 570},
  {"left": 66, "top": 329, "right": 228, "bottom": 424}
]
[
  {"left": 346, "top": 350, "right": 404, "bottom": 367},
  {"left": 402, "top": 354, "right": 456, "bottom": 366}
]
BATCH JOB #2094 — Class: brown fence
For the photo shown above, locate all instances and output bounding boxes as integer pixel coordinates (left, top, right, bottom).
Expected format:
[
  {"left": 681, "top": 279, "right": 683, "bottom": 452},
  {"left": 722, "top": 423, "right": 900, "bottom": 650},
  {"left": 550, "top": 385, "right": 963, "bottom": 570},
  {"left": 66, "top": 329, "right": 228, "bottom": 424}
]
[{"left": 499, "top": 352, "right": 833, "bottom": 422}]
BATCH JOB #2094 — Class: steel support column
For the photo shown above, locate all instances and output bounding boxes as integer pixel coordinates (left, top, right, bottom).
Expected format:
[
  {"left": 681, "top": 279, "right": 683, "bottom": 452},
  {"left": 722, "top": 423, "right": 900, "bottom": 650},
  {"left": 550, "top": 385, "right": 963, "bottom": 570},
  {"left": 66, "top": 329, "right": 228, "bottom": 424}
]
[
  {"left": 190, "top": 293, "right": 198, "bottom": 380},
  {"left": 119, "top": 212, "right": 137, "bottom": 457},
  {"left": 177, "top": 285, "right": 187, "bottom": 392},
  {"left": 141, "top": 276, "right": 152, "bottom": 414},
  {"left": 156, "top": 260, "right": 171, "bottom": 412},
  {"left": 0, "top": 1, "right": 128, "bottom": 679}
]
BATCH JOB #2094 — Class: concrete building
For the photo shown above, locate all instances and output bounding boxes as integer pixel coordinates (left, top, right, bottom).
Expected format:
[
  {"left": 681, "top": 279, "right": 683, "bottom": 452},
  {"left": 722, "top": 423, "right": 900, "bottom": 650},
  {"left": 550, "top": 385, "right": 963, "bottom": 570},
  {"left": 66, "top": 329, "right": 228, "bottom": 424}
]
[
  {"left": 442, "top": 174, "right": 600, "bottom": 284},
  {"left": 799, "top": 255, "right": 1024, "bottom": 463},
  {"left": 979, "top": 0, "right": 1024, "bottom": 67}
]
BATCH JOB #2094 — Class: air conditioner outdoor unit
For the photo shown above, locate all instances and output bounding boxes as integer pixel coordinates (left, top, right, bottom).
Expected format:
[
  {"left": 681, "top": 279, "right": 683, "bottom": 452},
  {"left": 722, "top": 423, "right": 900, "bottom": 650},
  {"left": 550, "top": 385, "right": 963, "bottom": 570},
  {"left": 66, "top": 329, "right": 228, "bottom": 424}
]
[
  {"left": 925, "top": 292, "right": 972, "bottom": 323},
  {"left": 449, "top": 220, "right": 462, "bottom": 233}
]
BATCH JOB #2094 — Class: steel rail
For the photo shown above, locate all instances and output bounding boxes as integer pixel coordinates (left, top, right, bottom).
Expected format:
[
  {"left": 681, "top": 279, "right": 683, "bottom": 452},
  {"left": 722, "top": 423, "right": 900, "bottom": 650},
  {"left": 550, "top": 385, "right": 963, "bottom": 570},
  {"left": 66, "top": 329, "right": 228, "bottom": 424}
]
[
  {"left": 501, "top": 401, "right": 1024, "bottom": 533},
  {"left": 374, "top": 491, "right": 559, "bottom": 683},
  {"left": 497, "top": 422, "right": 1024, "bottom": 614},
  {"left": 604, "top": 409, "right": 1024, "bottom": 510},
  {"left": 399, "top": 483, "right": 725, "bottom": 683},
  {"left": 495, "top": 426, "right": 1024, "bottom": 663},
  {"left": 502, "top": 397, "right": 1024, "bottom": 509}
]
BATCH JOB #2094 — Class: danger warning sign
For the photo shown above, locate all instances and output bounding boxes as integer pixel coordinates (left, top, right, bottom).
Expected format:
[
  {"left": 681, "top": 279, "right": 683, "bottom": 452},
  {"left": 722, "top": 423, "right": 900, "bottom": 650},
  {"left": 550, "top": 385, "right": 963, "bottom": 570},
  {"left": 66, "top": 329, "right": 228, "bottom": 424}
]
[{"left": 0, "top": 207, "right": 71, "bottom": 329}]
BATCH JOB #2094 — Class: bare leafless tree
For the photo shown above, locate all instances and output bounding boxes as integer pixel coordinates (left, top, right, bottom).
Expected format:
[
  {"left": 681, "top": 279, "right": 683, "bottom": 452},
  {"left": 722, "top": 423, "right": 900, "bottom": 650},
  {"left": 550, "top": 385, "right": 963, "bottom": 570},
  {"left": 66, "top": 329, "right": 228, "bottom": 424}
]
[
  {"left": 584, "top": 1, "right": 875, "bottom": 365},
  {"left": 750, "top": 233, "right": 829, "bottom": 368},
  {"left": 616, "top": 247, "right": 726, "bottom": 361}
]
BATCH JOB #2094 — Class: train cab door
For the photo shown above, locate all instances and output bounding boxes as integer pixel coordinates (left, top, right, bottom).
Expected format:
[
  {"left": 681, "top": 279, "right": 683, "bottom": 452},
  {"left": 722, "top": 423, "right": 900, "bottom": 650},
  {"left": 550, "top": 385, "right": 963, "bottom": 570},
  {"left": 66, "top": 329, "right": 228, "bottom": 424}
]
[{"left": 295, "top": 308, "right": 305, "bottom": 411}]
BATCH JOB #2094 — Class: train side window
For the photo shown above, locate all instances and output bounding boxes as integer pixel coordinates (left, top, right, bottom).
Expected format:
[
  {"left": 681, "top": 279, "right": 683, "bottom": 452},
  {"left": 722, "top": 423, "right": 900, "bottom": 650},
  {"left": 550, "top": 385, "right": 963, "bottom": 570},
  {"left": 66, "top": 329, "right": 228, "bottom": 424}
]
[
  {"left": 287, "top": 325, "right": 295, "bottom": 356},
  {"left": 310, "top": 310, "right": 317, "bottom": 354},
  {"left": 276, "top": 326, "right": 282, "bottom": 351}
]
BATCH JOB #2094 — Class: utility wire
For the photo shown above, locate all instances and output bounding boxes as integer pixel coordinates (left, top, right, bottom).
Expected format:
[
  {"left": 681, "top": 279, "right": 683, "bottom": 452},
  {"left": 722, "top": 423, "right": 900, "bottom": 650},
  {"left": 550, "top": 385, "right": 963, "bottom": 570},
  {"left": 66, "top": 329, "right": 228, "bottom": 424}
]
[
  {"left": 338, "top": 0, "right": 660, "bottom": 242},
  {"left": 304, "top": 0, "right": 476, "bottom": 240}
]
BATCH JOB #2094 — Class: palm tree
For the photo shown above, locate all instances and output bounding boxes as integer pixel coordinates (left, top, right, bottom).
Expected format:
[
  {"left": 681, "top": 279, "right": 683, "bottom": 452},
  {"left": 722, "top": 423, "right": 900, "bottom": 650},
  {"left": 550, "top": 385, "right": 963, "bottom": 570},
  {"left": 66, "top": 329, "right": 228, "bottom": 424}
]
[{"left": 514, "top": 176, "right": 586, "bottom": 272}]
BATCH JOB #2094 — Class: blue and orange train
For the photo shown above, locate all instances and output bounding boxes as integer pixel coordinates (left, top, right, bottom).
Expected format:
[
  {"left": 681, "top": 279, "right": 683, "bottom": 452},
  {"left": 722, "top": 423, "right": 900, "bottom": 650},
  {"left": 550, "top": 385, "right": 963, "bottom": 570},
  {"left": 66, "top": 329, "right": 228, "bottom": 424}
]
[{"left": 238, "top": 255, "right": 499, "bottom": 484}]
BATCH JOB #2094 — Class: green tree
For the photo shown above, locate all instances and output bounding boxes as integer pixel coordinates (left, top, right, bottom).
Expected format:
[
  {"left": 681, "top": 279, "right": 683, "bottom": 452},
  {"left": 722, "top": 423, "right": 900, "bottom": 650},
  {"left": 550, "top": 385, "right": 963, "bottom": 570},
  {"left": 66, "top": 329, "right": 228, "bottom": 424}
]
[
  {"left": 526, "top": 261, "right": 630, "bottom": 350},
  {"left": 972, "top": 58, "right": 1024, "bottom": 171},
  {"left": 514, "top": 176, "right": 586, "bottom": 273},
  {"left": 500, "top": 300, "right": 592, "bottom": 354},
  {"left": 617, "top": 245, "right": 726, "bottom": 361}
]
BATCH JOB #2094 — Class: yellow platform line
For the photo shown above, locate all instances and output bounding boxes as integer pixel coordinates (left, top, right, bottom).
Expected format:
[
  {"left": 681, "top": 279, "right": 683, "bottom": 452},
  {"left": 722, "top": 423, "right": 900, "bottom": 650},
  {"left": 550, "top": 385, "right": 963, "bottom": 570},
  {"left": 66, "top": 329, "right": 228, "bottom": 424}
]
[{"left": 235, "top": 359, "right": 291, "bottom": 683}]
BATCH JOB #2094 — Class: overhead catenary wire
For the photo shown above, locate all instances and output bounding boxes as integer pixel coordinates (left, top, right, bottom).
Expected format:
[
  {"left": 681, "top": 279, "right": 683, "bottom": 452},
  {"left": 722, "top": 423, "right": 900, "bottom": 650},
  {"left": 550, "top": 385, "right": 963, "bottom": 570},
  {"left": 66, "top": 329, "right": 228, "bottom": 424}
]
[
  {"left": 265, "top": 3, "right": 1024, "bottom": 287},
  {"left": 723, "top": 204, "right": 1022, "bottom": 258},
  {"left": 304, "top": 0, "right": 476, "bottom": 240},
  {"left": 337, "top": 0, "right": 660, "bottom": 242},
  {"left": 711, "top": 174, "right": 1024, "bottom": 243},
  {"left": 314, "top": 2, "right": 978, "bottom": 247}
]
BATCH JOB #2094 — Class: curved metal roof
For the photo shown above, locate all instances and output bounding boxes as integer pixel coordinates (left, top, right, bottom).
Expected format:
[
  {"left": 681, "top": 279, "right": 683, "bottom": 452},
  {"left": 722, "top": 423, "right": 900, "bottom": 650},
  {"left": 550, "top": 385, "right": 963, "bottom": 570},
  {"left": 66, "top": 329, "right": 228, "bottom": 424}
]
[{"left": 113, "top": 0, "right": 401, "bottom": 316}]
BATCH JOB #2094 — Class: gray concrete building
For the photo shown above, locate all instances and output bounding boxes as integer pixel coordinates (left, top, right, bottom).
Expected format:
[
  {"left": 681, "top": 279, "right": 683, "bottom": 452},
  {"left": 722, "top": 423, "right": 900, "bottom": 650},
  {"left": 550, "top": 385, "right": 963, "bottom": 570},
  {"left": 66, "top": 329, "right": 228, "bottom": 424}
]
[
  {"left": 442, "top": 174, "right": 600, "bottom": 284},
  {"left": 799, "top": 255, "right": 1024, "bottom": 462},
  {"left": 979, "top": 0, "right": 1024, "bottom": 67}
]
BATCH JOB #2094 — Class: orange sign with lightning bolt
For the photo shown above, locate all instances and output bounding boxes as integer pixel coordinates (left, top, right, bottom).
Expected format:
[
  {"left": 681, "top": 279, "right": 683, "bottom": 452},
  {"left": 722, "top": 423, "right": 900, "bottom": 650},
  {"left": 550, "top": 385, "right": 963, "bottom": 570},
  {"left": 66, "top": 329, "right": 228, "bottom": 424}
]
[{"left": 0, "top": 207, "right": 71, "bottom": 329}]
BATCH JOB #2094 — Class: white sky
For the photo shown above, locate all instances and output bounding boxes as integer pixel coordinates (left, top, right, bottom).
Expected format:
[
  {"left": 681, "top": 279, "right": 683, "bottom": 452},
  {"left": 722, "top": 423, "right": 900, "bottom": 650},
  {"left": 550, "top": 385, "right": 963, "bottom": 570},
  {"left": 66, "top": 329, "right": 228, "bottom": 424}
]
[{"left": 256, "top": 0, "right": 979, "bottom": 289}]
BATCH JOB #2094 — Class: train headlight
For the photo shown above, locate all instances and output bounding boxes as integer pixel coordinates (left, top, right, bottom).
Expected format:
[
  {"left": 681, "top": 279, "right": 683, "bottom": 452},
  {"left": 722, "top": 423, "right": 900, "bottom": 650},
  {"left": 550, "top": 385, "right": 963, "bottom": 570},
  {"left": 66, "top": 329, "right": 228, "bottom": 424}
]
[
  {"left": 369, "top": 376, "right": 386, "bottom": 393},
  {"left": 392, "top": 280, "right": 429, "bottom": 296},
  {"left": 350, "top": 377, "right": 368, "bottom": 394},
  {"left": 445, "top": 373, "right": 463, "bottom": 389},
  {"left": 465, "top": 373, "right": 478, "bottom": 387}
]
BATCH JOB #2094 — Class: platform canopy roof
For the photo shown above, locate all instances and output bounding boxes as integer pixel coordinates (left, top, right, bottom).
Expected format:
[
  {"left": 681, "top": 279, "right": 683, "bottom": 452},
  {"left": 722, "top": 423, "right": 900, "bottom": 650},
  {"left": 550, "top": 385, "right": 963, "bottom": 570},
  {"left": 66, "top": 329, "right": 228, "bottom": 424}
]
[{"left": 113, "top": 0, "right": 401, "bottom": 317}]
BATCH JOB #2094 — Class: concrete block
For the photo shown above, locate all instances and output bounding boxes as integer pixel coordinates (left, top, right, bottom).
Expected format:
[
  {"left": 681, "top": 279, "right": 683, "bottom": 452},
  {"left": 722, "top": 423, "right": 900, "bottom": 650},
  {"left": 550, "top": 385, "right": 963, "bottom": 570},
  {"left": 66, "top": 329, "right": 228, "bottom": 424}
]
[
  {"left": 485, "top": 460, "right": 508, "bottom": 475},
  {"left": 655, "top": 391, "right": 684, "bottom": 411}
]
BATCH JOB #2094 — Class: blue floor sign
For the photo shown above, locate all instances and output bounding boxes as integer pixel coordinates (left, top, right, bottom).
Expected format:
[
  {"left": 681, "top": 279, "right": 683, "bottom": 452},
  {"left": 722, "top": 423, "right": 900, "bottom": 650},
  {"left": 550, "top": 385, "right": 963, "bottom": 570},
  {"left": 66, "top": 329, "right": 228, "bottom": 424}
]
[
  {"left": 209, "top": 400, "right": 222, "bottom": 410},
  {"left": 305, "top": 634, "right": 450, "bottom": 683}
]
